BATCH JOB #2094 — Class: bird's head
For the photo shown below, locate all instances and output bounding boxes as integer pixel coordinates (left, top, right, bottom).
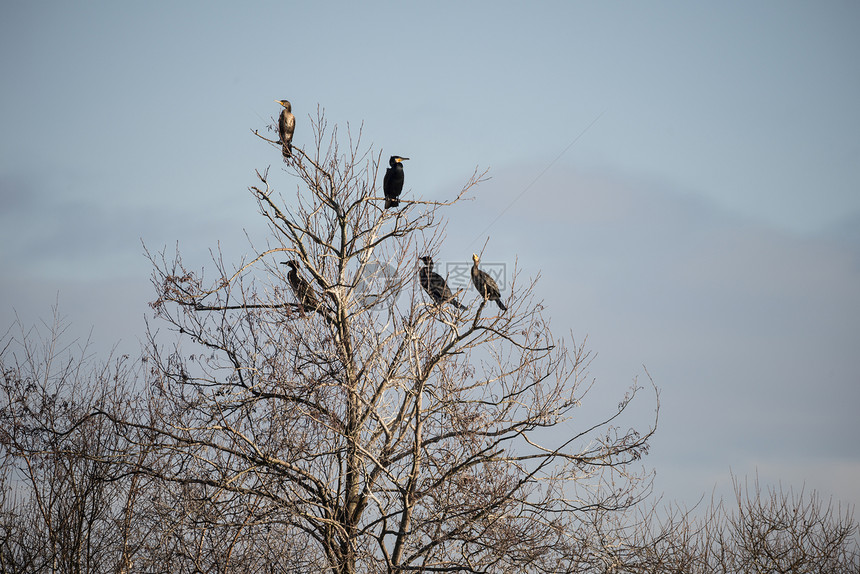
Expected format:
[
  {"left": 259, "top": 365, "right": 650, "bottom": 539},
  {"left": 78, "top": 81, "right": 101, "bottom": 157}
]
[
  {"left": 389, "top": 155, "right": 409, "bottom": 166},
  {"left": 275, "top": 99, "right": 292, "bottom": 112},
  {"left": 280, "top": 260, "right": 298, "bottom": 269},
  {"left": 419, "top": 256, "right": 433, "bottom": 266},
  {"left": 471, "top": 254, "right": 480, "bottom": 265}
]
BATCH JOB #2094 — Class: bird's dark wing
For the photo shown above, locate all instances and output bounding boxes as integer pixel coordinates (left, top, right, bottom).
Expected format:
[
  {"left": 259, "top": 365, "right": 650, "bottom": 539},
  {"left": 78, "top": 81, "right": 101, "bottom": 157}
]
[
  {"left": 421, "top": 269, "right": 467, "bottom": 310},
  {"left": 482, "top": 272, "right": 501, "bottom": 299},
  {"left": 472, "top": 268, "right": 500, "bottom": 299},
  {"left": 428, "top": 271, "right": 454, "bottom": 301},
  {"left": 418, "top": 267, "right": 440, "bottom": 302},
  {"left": 383, "top": 168, "right": 392, "bottom": 196},
  {"left": 471, "top": 264, "right": 506, "bottom": 311},
  {"left": 289, "top": 272, "right": 320, "bottom": 310},
  {"left": 383, "top": 167, "right": 400, "bottom": 208},
  {"left": 418, "top": 266, "right": 432, "bottom": 293},
  {"left": 299, "top": 280, "right": 320, "bottom": 308}
]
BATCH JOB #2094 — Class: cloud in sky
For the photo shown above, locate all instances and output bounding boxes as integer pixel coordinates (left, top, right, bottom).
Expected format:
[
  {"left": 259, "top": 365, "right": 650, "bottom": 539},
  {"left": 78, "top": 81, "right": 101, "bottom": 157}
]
[{"left": 443, "top": 164, "right": 860, "bottom": 507}]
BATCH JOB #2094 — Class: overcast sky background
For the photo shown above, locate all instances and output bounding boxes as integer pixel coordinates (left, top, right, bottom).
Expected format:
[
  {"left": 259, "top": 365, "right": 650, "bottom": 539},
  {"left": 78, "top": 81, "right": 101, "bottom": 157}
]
[{"left": 2, "top": 2, "right": 859, "bottom": 511}]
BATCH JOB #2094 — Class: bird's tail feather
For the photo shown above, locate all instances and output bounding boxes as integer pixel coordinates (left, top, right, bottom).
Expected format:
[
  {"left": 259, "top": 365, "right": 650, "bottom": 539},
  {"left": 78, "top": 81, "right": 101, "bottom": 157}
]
[{"left": 495, "top": 299, "right": 507, "bottom": 311}]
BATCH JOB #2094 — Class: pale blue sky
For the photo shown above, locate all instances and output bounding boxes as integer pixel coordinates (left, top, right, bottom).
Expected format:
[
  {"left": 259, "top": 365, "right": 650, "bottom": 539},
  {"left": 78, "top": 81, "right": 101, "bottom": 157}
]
[{"left": 2, "top": 2, "right": 859, "bottom": 509}]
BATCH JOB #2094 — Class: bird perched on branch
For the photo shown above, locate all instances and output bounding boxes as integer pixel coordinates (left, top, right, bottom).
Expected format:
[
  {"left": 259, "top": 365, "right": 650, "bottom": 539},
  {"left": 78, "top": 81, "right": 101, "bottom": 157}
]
[
  {"left": 383, "top": 155, "right": 409, "bottom": 209},
  {"left": 281, "top": 260, "right": 320, "bottom": 315},
  {"left": 275, "top": 99, "right": 295, "bottom": 158},
  {"left": 471, "top": 253, "right": 507, "bottom": 311},
  {"left": 418, "top": 256, "right": 465, "bottom": 310}
]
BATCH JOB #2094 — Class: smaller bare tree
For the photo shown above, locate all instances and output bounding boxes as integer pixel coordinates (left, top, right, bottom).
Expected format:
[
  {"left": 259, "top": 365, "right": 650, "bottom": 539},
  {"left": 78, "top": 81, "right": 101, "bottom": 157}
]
[
  {"left": 585, "top": 475, "right": 860, "bottom": 573},
  {"left": 710, "top": 476, "right": 859, "bottom": 573},
  {"left": 0, "top": 313, "right": 151, "bottom": 574}
]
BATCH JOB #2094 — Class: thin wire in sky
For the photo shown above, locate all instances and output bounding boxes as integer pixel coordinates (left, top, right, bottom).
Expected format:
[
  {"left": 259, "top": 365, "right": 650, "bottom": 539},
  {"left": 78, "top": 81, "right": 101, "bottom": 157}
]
[{"left": 470, "top": 109, "right": 607, "bottom": 246}]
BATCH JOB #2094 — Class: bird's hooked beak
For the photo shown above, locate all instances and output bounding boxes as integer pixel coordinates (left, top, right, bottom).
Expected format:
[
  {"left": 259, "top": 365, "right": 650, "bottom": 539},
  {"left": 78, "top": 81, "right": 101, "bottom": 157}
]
[
  {"left": 397, "top": 157, "right": 410, "bottom": 163},
  {"left": 472, "top": 253, "right": 479, "bottom": 264}
]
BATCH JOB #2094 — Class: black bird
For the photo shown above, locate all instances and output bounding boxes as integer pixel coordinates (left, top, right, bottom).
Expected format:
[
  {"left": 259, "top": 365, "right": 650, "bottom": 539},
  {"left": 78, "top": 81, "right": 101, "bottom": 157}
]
[
  {"left": 383, "top": 155, "right": 409, "bottom": 209},
  {"left": 418, "top": 256, "right": 466, "bottom": 310},
  {"left": 470, "top": 253, "right": 507, "bottom": 311},
  {"left": 276, "top": 100, "right": 295, "bottom": 158},
  {"left": 280, "top": 260, "right": 320, "bottom": 315}
]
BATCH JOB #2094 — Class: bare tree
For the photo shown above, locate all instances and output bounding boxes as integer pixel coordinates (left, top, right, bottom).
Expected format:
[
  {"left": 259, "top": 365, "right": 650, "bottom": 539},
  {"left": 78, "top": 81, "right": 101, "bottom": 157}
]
[
  {"left": 107, "top": 110, "right": 659, "bottom": 573},
  {"left": 0, "top": 313, "right": 150, "bottom": 574}
]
